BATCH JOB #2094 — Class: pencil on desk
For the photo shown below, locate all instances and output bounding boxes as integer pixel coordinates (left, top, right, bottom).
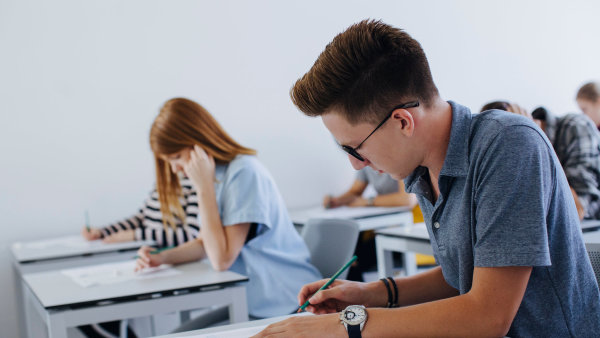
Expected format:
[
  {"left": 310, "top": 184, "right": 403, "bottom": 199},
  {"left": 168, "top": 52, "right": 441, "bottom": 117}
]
[
  {"left": 297, "top": 255, "right": 357, "bottom": 312},
  {"left": 85, "top": 210, "right": 90, "bottom": 232}
]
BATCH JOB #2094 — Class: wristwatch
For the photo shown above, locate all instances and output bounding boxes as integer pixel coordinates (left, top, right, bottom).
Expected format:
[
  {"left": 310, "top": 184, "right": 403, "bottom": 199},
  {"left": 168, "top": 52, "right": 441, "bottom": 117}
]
[
  {"left": 367, "top": 196, "right": 375, "bottom": 206},
  {"left": 340, "top": 305, "right": 367, "bottom": 338}
]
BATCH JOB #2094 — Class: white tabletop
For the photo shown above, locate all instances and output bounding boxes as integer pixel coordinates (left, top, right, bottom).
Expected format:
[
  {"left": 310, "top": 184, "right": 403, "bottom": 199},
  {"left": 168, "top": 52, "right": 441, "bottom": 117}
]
[
  {"left": 11, "top": 235, "right": 155, "bottom": 263},
  {"left": 23, "top": 260, "right": 248, "bottom": 309},
  {"left": 583, "top": 230, "right": 600, "bottom": 244},
  {"left": 155, "top": 312, "right": 313, "bottom": 337},
  {"left": 376, "top": 222, "right": 430, "bottom": 241}
]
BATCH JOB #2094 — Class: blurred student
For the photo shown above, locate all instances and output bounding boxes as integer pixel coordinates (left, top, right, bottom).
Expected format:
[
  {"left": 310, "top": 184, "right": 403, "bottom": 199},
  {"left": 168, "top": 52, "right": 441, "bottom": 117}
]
[
  {"left": 324, "top": 167, "right": 417, "bottom": 281},
  {"left": 81, "top": 177, "right": 199, "bottom": 247},
  {"left": 134, "top": 98, "right": 321, "bottom": 323},
  {"left": 577, "top": 81, "right": 600, "bottom": 130},
  {"left": 482, "top": 101, "right": 600, "bottom": 220}
]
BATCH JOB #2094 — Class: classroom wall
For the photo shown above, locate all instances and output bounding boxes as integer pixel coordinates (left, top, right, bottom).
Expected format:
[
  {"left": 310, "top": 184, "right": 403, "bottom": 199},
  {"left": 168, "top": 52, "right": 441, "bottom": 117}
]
[{"left": 1, "top": 0, "right": 599, "bottom": 336}]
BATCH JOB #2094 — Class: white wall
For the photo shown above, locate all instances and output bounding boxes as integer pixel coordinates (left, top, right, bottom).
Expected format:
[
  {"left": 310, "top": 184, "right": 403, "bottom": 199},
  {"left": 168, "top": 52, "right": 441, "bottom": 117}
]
[{"left": 1, "top": 1, "right": 599, "bottom": 336}]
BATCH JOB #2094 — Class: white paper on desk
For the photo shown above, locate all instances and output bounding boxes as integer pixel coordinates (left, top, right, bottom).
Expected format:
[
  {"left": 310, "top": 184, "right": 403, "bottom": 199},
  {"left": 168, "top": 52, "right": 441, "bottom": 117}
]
[
  {"left": 61, "top": 260, "right": 181, "bottom": 288},
  {"left": 189, "top": 325, "right": 268, "bottom": 338},
  {"left": 311, "top": 206, "right": 406, "bottom": 219}
]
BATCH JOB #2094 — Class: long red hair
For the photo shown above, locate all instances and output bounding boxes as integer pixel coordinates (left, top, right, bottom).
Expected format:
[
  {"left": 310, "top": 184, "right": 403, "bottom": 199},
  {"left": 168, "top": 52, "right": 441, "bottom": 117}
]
[{"left": 150, "top": 98, "right": 256, "bottom": 229}]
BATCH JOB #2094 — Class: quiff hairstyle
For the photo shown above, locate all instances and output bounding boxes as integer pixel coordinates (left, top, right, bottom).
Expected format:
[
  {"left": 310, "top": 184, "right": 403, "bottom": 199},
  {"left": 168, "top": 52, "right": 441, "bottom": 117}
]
[
  {"left": 290, "top": 19, "right": 439, "bottom": 125},
  {"left": 150, "top": 98, "right": 256, "bottom": 229},
  {"left": 577, "top": 82, "right": 600, "bottom": 102}
]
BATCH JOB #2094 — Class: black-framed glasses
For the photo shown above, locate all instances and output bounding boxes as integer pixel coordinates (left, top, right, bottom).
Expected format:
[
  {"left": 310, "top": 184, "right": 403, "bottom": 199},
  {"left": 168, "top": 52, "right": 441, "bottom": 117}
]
[{"left": 341, "top": 100, "right": 420, "bottom": 162}]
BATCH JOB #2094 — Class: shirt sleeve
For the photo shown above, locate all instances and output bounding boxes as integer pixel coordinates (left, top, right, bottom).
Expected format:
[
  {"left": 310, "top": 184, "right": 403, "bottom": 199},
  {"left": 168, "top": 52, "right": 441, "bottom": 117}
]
[
  {"left": 355, "top": 167, "right": 368, "bottom": 183},
  {"left": 100, "top": 208, "right": 144, "bottom": 239},
  {"left": 473, "top": 125, "right": 554, "bottom": 267},
  {"left": 220, "top": 162, "right": 274, "bottom": 229},
  {"left": 559, "top": 117, "right": 600, "bottom": 216}
]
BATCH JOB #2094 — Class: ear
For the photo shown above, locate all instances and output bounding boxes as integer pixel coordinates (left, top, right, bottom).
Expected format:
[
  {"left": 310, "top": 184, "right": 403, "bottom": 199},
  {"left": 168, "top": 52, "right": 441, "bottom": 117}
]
[{"left": 392, "top": 109, "right": 415, "bottom": 136}]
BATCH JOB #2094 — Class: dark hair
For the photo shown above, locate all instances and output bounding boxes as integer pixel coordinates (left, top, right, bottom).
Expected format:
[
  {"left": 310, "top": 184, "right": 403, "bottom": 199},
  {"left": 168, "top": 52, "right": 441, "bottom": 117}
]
[
  {"left": 290, "top": 19, "right": 439, "bottom": 125},
  {"left": 577, "top": 82, "right": 600, "bottom": 102},
  {"left": 480, "top": 101, "right": 511, "bottom": 113}
]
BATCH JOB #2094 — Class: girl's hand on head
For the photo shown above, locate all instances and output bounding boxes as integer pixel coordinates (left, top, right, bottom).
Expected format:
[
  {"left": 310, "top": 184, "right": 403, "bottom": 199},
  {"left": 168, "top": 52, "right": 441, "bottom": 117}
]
[
  {"left": 184, "top": 145, "right": 216, "bottom": 190},
  {"left": 134, "top": 245, "right": 164, "bottom": 272},
  {"left": 81, "top": 227, "right": 102, "bottom": 241}
]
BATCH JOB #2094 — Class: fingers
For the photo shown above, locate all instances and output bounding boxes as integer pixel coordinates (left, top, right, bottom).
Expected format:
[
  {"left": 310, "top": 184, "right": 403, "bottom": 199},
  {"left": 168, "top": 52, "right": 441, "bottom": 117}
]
[{"left": 298, "top": 279, "right": 329, "bottom": 304}]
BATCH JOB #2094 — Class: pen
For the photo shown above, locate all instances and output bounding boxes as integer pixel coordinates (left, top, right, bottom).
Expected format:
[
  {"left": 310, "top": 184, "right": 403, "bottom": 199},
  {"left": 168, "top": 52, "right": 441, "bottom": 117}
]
[
  {"left": 134, "top": 246, "right": 175, "bottom": 259},
  {"left": 85, "top": 210, "right": 90, "bottom": 232},
  {"left": 297, "top": 255, "right": 357, "bottom": 312}
]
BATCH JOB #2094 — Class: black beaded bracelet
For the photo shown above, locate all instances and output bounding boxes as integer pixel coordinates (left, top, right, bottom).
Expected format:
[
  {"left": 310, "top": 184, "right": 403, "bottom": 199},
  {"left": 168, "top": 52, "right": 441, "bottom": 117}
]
[
  {"left": 379, "top": 278, "right": 393, "bottom": 308},
  {"left": 387, "top": 277, "right": 399, "bottom": 307}
]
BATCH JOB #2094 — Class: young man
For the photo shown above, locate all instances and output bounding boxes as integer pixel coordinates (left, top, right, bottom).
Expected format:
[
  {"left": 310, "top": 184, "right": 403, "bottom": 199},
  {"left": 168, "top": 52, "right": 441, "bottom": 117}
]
[
  {"left": 254, "top": 20, "right": 600, "bottom": 337},
  {"left": 577, "top": 81, "right": 600, "bottom": 131}
]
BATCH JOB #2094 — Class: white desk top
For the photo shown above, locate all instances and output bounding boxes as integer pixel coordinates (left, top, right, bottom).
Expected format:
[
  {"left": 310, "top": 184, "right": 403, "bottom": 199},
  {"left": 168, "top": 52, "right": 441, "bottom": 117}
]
[
  {"left": 376, "top": 222, "right": 430, "bottom": 241},
  {"left": 583, "top": 229, "right": 600, "bottom": 244},
  {"left": 23, "top": 260, "right": 248, "bottom": 309},
  {"left": 11, "top": 235, "right": 155, "bottom": 263},
  {"left": 156, "top": 312, "right": 313, "bottom": 337},
  {"left": 290, "top": 205, "right": 413, "bottom": 231},
  {"left": 582, "top": 219, "right": 600, "bottom": 232}
]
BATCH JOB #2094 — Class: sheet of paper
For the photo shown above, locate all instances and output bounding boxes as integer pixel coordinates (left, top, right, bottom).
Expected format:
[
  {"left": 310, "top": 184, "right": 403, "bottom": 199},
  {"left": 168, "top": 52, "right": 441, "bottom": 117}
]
[
  {"left": 61, "top": 260, "right": 181, "bottom": 288},
  {"left": 189, "top": 325, "right": 268, "bottom": 338}
]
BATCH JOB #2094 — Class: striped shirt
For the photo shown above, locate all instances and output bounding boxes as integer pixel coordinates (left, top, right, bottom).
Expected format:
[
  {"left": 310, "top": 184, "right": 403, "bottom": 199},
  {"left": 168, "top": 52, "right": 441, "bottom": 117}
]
[{"left": 99, "top": 177, "right": 200, "bottom": 247}]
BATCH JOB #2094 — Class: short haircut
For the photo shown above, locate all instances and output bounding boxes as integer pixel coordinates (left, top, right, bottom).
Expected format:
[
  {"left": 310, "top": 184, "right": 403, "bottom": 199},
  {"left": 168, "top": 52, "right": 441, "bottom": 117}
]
[
  {"left": 577, "top": 82, "right": 600, "bottom": 102},
  {"left": 290, "top": 19, "right": 439, "bottom": 125},
  {"left": 480, "top": 101, "right": 511, "bottom": 112}
]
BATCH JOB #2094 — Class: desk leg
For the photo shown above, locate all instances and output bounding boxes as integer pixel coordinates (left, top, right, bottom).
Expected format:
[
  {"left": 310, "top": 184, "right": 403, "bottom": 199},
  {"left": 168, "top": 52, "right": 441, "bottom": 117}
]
[
  {"left": 403, "top": 252, "right": 417, "bottom": 276},
  {"left": 376, "top": 235, "right": 395, "bottom": 279},
  {"left": 46, "top": 311, "right": 68, "bottom": 338},
  {"left": 228, "top": 286, "right": 249, "bottom": 323}
]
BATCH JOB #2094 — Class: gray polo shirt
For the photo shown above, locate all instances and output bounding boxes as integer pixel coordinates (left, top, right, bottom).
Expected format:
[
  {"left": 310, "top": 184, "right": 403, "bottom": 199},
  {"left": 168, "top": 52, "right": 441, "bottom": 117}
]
[
  {"left": 356, "top": 167, "right": 399, "bottom": 195},
  {"left": 405, "top": 101, "right": 600, "bottom": 336}
]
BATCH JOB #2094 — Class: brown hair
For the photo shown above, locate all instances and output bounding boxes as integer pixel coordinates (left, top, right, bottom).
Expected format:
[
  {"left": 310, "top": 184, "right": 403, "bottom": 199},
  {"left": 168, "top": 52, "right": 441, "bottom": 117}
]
[
  {"left": 480, "top": 101, "right": 511, "bottom": 112},
  {"left": 290, "top": 19, "right": 439, "bottom": 125},
  {"left": 150, "top": 98, "right": 256, "bottom": 228},
  {"left": 577, "top": 82, "right": 600, "bottom": 102}
]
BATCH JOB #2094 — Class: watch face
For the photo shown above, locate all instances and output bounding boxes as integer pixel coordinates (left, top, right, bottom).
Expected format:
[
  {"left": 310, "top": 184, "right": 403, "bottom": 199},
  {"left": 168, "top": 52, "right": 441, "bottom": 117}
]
[{"left": 343, "top": 306, "right": 366, "bottom": 326}]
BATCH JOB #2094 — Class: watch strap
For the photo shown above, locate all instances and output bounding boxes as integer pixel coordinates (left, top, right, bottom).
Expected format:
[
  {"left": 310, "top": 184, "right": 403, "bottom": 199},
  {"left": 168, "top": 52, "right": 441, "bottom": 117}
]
[{"left": 347, "top": 324, "right": 362, "bottom": 338}]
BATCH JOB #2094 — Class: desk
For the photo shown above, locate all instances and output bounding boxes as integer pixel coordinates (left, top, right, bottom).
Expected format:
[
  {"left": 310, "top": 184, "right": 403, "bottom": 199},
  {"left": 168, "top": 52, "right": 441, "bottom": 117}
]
[
  {"left": 11, "top": 235, "right": 156, "bottom": 337},
  {"left": 155, "top": 312, "right": 312, "bottom": 337},
  {"left": 375, "top": 223, "right": 432, "bottom": 278},
  {"left": 290, "top": 205, "right": 413, "bottom": 232},
  {"left": 22, "top": 260, "right": 248, "bottom": 338},
  {"left": 583, "top": 229, "right": 600, "bottom": 244}
]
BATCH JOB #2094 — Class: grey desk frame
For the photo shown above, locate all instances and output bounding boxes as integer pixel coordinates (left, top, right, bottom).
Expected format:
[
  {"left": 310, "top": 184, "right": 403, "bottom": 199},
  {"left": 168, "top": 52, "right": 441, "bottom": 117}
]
[{"left": 22, "top": 260, "right": 248, "bottom": 338}]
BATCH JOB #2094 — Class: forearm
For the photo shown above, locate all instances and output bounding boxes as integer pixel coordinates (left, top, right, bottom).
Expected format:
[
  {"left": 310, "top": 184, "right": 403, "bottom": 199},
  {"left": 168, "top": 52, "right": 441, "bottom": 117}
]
[
  {"left": 371, "top": 192, "right": 417, "bottom": 208},
  {"left": 159, "top": 238, "right": 206, "bottom": 265},
  {"left": 365, "top": 266, "right": 458, "bottom": 308},
  {"left": 196, "top": 185, "right": 237, "bottom": 270},
  {"left": 363, "top": 294, "right": 508, "bottom": 338}
]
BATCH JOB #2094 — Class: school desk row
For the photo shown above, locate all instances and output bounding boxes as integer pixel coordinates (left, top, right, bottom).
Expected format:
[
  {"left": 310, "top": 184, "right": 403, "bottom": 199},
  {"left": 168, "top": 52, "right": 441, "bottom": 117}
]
[{"left": 10, "top": 205, "right": 412, "bottom": 338}]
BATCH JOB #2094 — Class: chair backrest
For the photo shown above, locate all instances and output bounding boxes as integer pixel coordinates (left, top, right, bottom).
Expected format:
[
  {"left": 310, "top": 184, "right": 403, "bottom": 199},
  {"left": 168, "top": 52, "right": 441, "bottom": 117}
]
[
  {"left": 301, "top": 218, "right": 360, "bottom": 279},
  {"left": 586, "top": 243, "right": 600, "bottom": 286}
]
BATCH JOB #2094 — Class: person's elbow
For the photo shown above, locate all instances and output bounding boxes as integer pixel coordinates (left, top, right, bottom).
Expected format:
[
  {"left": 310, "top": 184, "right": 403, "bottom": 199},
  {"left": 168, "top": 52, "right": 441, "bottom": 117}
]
[{"left": 209, "top": 254, "right": 237, "bottom": 271}]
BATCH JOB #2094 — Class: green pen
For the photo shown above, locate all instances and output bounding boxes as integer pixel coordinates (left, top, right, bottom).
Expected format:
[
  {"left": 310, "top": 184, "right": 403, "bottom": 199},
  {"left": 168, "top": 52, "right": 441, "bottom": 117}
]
[
  {"left": 134, "top": 246, "right": 175, "bottom": 259},
  {"left": 297, "top": 255, "right": 358, "bottom": 312},
  {"left": 85, "top": 210, "right": 90, "bottom": 232}
]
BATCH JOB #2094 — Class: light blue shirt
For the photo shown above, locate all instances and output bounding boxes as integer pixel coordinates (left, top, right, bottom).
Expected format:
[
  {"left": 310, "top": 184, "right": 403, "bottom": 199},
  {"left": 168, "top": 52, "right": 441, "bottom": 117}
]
[
  {"left": 211, "top": 155, "right": 322, "bottom": 318},
  {"left": 405, "top": 102, "right": 600, "bottom": 336}
]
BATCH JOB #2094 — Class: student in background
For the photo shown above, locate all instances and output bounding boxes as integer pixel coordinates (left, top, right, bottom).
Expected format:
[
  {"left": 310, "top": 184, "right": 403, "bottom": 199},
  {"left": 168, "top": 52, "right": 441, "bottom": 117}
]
[
  {"left": 81, "top": 178, "right": 200, "bottom": 247},
  {"left": 481, "top": 100, "right": 600, "bottom": 220},
  {"left": 256, "top": 20, "right": 600, "bottom": 337},
  {"left": 323, "top": 167, "right": 416, "bottom": 208},
  {"left": 577, "top": 81, "right": 600, "bottom": 130},
  {"left": 324, "top": 167, "right": 417, "bottom": 281},
  {"left": 135, "top": 97, "right": 321, "bottom": 323}
]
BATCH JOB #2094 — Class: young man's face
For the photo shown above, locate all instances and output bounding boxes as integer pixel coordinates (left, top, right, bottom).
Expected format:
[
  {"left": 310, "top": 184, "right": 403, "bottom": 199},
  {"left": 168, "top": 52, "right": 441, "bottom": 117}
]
[
  {"left": 322, "top": 109, "right": 420, "bottom": 180},
  {"left": 577, "top": 98, "right": 600, "bottom": 127}
]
